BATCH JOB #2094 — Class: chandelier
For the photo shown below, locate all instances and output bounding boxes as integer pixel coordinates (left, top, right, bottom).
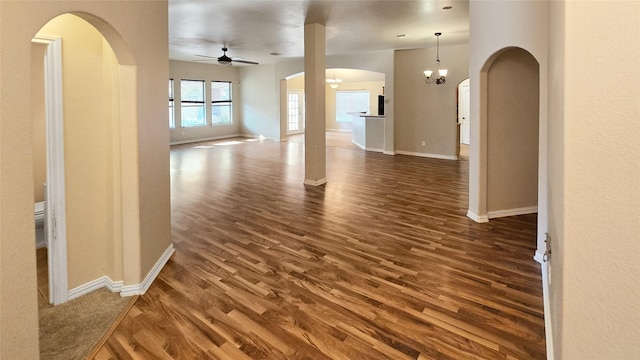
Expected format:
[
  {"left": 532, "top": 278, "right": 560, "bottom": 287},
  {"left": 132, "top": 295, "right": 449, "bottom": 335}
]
[
  {"left": 327, "top": 70, "right": 342, "bottom": 89},
  {"left": 424, "top": 32, "right": 448, "bottom": 85}
]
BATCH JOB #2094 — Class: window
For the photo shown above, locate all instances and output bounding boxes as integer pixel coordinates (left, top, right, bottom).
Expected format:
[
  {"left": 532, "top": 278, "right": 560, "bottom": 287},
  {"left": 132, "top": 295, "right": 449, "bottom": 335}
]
[
  {"left": 336, "top": 91, "right": 370, "bottom": 122},
  {"left": 169, "top": 79, "right": 175, "bottom": 128},
  {"left": 180, "top": 80, "right": 206, "bottom": 127},
  {"left": 211, "top": 81, "right": 232, "bottom": 125}
]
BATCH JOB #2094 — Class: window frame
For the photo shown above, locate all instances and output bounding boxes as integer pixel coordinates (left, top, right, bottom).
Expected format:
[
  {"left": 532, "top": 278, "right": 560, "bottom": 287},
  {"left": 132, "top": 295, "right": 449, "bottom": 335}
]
[
  {"left": 169, "top": 78, "right": 175, "bottom": 128},
  {"left": 211, "top": 81, "right": 233, "bottom": 125},
  {"left": 180, "top": 79, "right": 207, "bottom": 128}
]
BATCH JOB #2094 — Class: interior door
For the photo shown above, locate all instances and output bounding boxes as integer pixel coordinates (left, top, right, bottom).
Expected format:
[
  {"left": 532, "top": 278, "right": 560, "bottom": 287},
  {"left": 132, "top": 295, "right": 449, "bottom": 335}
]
[
  {"left": 287, "top": 90, "right": 304, "bottom": 135},
  {"left": 459, "top": 79, "right": 470, "bottom": 145}
]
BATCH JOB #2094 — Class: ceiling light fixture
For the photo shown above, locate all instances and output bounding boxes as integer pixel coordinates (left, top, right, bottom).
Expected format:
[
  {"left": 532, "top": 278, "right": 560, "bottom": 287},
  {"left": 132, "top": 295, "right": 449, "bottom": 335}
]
[
  {"left": 424, "top": 32, "right": 448, "bottom": 85},
  {"left": 327, "top": 70, "right": 342, "bottom": 89}
]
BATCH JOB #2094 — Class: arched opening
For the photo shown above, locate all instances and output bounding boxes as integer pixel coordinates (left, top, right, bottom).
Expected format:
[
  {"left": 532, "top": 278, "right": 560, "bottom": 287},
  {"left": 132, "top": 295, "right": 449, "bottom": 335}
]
[
  {"left": 31, "top": 12, "right": 138, "bottom": 305},
  {"left": 476, "top": 47, "right": 540, "bottom": 220},
  {"left": 281, "top": 68, "right": 385, "bottom": 149}
]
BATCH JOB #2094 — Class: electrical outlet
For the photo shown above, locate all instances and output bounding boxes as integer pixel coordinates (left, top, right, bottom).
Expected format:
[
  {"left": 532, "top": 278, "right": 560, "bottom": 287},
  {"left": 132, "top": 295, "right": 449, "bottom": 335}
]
[{"left": 421, "top": 140, "right": 426, "bottom": 146}]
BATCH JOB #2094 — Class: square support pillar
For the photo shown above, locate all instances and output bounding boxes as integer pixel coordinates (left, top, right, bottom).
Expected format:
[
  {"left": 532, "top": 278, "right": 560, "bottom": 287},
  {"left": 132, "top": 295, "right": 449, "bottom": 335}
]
[{"left": 303, "top": 23, "right": 327, "bottom": 186}]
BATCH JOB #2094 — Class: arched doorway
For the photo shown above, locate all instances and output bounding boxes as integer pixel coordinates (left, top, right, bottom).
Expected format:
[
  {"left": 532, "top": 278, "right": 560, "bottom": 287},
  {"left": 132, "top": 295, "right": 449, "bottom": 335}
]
[
  {"left": 485, "top": 48, "right": 539, "bottom": 218},
  {"left": 32, "top": 12, "right": 138, "bottom": 305},
  {"left": 281, "top": 68, "right": 386, "bottom": 142}
]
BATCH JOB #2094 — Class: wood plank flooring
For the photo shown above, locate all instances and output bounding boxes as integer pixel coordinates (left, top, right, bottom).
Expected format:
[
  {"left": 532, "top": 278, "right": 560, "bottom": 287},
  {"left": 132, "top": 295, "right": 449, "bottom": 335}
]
[{"left": 93, "top": 135, "right": 545, "bottom": 359}]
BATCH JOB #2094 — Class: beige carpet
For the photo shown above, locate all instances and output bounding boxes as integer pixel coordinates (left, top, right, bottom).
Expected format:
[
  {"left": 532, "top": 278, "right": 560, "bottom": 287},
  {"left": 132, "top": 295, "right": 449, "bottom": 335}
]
[{"left": 39, "top": 287, "right": 133, "bottom": 360}]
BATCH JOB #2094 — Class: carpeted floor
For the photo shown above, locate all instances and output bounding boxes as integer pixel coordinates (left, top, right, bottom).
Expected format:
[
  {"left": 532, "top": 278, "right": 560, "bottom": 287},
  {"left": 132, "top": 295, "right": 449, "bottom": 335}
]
[
  {"left": 39, "top": 287, "right": 133, "bottom": 360},
  {"left": 36, "top": 218, "right": 134, "bottom": 360}
]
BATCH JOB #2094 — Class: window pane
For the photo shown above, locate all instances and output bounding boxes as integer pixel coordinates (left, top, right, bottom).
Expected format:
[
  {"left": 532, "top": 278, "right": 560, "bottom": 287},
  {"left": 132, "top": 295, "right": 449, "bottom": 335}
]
[
  {"left": 288, "top": 92, "right": 299, "bottom": 132},
  {"left": 212, "top": 81, "right": 231, "bottom": 101},
  {"left": 181, "top": 104, "right": 206, "bottom": 127},
  {"left": 212, "top": 104, "right": 231, "bottom": 124},
  {"left": 181, "top": 80, "right": 206, "bottom": 127},
  {"left": 211, "top": 81, "right": 232, "bottom": 125},
  {"left": 336, "top": 91, "right": 369, "bottom": 122},
  {"left": 181, "top": 80, "right": 204, "bottom": 102}
]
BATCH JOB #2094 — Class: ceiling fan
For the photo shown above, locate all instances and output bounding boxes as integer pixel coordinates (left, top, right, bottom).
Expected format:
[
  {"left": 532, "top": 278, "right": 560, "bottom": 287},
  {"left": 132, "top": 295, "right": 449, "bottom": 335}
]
[{"left": 194, "top": 47, "right": 259, "bottom": 66}]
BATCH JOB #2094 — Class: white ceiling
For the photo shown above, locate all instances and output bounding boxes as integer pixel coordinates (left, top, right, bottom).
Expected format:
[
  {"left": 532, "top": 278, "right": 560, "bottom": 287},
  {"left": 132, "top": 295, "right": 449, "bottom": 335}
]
[{"left": 169, "top": 0, "right": 470, "bottom": 66}]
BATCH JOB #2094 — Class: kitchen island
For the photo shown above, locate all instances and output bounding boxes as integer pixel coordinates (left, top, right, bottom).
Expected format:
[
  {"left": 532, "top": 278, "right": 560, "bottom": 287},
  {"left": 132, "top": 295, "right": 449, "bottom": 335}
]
[{"left": 350, "top": 113, "right": 385, "bottom": 152}]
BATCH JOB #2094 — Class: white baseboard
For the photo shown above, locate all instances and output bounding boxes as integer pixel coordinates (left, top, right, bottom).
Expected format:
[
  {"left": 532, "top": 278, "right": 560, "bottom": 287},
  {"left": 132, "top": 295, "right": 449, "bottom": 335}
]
[
  {"left": 352, "top": 139, "right": 365, "bottom": 150},
  {"left": 303, "top": 177, "right": 328, "bottom": 186},
  {"left": 327, "top": 128, "right": 352, "bottom": 133},
  {"left": 68, "top": 276, "right": 123, "bottom": 301},
  {"left": 170, "top": 134, "right": 242, "bottom": 146},
  {"left": 467, "top": 210, "right": 489, "bottom": 223},
  {"left": 487, "top": 206, "right": 537, "bottom": 219},
  {"left": 120, "top": 243, "right": 175, "bottom": 297},
  {"left": 383, "top": 150, "right": 396, "bottom": 155},
  {"left": 396, "top": 150, "right": 457, "bottom": 160},
  {"left": 540, "top": 260, "right": 555, "bottom": 360},
  {"left": 533, "top": 250, "right": 545, "bottom": 264}
]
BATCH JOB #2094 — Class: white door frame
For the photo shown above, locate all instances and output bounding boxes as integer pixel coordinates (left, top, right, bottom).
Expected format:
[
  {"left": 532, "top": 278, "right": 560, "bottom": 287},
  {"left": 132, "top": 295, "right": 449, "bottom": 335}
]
[
  {"left": 32, "top": 35, "right": 68, "bottom": 305},
  {"left": 458, "top": 78, "right": 470, "bottom": 145}
]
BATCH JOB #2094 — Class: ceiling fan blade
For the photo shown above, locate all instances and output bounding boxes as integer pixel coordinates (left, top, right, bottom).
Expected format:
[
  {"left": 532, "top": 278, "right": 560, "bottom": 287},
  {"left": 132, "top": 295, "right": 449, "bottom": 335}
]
[
  {"left": 232, "top": 59, "right": 259, "bottom": 65},
  {"left": 194, "top": 54, "right": 216, "bottom": 59}
]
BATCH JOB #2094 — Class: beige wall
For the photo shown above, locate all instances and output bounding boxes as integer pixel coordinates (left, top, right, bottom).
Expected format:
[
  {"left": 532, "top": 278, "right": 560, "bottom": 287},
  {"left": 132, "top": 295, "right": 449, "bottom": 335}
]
[
  {"left": 0, "top": 2, "right": 170, "bottom": 358},
  {"left": 470, "top": 1, "right": 640, "bottom": 359},
  {"left": 169, "top": 60, "right": 241, "bottom": 144},
  {"left": 486, "top": 48, "right": 539, "bottom": 213},
  {"left": 32, "top": 43, "right": 47, "bottom": 203},
  {"left": 549, "top": 1, "right": 640, "bottom": 359},
  {"left": 394, "top": 44, "right": 469, "bottom": 157}
]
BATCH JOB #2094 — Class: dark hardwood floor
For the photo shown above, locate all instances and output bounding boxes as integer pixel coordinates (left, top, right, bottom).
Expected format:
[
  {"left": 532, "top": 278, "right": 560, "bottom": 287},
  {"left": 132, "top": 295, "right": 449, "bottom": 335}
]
[{"left": 93, "top": 134, "right": 545, "bottom": 359}]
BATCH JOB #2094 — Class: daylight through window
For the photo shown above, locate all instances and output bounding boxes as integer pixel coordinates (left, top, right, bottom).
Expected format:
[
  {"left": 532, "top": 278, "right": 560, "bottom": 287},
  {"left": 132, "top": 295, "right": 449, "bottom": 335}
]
[
  {"left": 211, "top": 81, "right": 232, "bottom": 125},
  {"left": 181, "top": 79, "right": 206, "bottom": 127},
  {"left": 336, "top": 91, "right": 370, "bottom": 122}
]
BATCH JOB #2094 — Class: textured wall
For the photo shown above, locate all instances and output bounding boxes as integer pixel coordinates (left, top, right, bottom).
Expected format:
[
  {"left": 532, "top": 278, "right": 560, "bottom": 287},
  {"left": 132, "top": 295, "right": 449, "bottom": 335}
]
[
  {"left": 0, "top": 2, "right": 170, "bottom": 357},
  {"left": 486, "top": 48, "right": 539, "bottom": 213}
]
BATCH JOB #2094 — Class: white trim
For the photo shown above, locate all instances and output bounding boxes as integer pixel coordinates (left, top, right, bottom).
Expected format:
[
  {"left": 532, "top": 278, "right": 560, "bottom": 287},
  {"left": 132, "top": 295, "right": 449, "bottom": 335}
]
[
  {"left": 120, "top": 244, "right": 175, "bottom": 297},
  {"left": 487, "top": 206, "right": 538, "bottom": 219},
  {"left": 34, "top": 35, "right": 69, "bottom": 305},
  {"left": 467, "top": 210, "right": 489, "bottom": 223},
  {"left": 170, "top": 133, "right": 242, "bottom": 146},
  {"left": 365, "top": 147, "right": 384, "bottom": 153},
  {"left": 326, "top": 128, "right": 352, "bottom": 133},
  {"left": 303, "top": 177, "right": 328, "bottom": 186},
  {"left": 67, "top": 276, "right": 123, "bottom": 301},
  {"left": 395, "top": 150, "right": 458, "bottom": 160},
  {"left": 541, "top": 260, "right": 554, "bottom": 360},
  {"left": 351, "top": 139, "right": 384, "bottom": 153},
  {"left": 533, "top": 250, "right": 545, "bottom": 264},
  {"left": 383, "top": 150, "right": 396, "bottom": 156},
  {"left": 352, "top": 139, "right": 365, "bottom": 150}
]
